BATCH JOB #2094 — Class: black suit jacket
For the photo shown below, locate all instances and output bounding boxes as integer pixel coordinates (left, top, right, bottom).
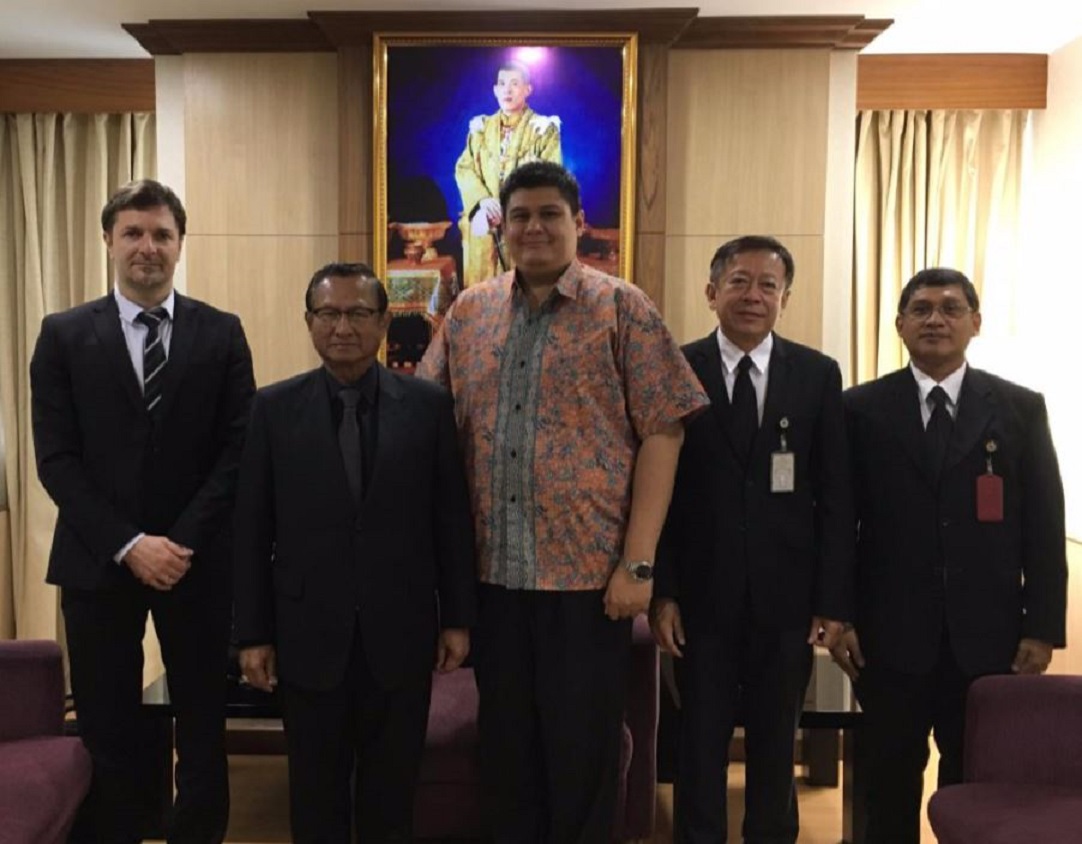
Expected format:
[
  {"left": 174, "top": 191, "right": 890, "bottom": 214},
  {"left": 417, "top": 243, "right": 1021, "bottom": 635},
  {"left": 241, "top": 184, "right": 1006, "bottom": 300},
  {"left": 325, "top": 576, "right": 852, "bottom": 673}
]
[
  {"left": 656, "top": 333, "right": 854, "bottom": 634},
  {"left": 844, "top": 366, "right": 1067, "bottom": 676},
  {"left": 231, "top": 364, "right": 477, "bottom": 692},
  {"left": 30, "top": 292, "right": 255, "bottom": 590}
]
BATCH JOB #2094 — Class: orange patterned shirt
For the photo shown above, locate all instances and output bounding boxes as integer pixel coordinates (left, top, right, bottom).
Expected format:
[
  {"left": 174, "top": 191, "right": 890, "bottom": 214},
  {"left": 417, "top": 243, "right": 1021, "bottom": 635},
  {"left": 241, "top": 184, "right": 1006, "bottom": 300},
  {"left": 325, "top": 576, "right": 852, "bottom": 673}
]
[{"left": 418, "top": 261, "right": 709, "bottom": 590}]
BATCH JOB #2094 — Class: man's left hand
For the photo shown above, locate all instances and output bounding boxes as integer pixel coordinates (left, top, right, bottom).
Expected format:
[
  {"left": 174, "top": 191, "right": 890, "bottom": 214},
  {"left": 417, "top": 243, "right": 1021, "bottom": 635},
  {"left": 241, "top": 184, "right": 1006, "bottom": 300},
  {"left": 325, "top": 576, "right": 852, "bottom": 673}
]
[
  {"left": 436, "top": 628, "right": 470, "bottom": 672},
  {"left": 808, "top": 616, "right": 846, "bottom": 650},
  {"left": 1011, "top": 638, "right": 1053, "bottom": 675},
  {"left": 603, "top": 565, "right": 652, "bottom": 620}
]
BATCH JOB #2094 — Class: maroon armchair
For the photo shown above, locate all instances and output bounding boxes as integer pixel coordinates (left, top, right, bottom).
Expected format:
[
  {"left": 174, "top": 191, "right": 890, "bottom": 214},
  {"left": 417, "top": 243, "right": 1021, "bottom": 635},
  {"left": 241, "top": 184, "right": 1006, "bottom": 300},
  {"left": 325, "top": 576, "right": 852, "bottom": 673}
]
[
  {"left": 413, "top": 614, "right": 659, "bottom": 840},
  {"left": 0, "top": 639, "right": 92, "bottom": 844},
  {"left": 929, "top": 674, "right": 1082, "bottom": 844}
]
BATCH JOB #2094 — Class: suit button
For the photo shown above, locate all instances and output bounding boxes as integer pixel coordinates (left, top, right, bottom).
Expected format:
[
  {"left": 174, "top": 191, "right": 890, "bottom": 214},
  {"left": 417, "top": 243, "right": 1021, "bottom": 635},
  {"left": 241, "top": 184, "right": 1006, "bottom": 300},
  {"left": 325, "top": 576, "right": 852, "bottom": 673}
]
[
  {"left": 745, "top": 479, "right": 754, "bottom": 488},
  {"left": 941, "top": 518, "right": 951, "bottom": 527},
  {"left": 355, "top": 521, "right": 364, "bottom": 532}
]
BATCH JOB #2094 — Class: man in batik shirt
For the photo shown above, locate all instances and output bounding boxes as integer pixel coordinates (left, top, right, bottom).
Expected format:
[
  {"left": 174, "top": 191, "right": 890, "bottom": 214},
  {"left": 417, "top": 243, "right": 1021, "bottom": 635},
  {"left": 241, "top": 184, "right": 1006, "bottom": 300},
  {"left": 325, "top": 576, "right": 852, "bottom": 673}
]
[{"left": 419, "top": 161, "right": 708, "bottom": 843}]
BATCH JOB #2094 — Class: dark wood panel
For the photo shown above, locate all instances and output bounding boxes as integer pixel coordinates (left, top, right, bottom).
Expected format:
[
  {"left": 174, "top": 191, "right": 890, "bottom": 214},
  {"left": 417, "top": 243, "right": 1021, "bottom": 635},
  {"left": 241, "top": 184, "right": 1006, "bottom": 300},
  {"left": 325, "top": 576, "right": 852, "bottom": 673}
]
[
  {"left": 634, "top": 232, "right": 666, "bottom": 313},
  {"left": 857, "top": 54, "right": 1047, "bottom": 109},
  {"left": 0, "top": 59, "right": 155, "bottom": 113},
  {"left": 310, "top": 9, "right": 697, "bottom": 46},
  {"left": 637, "top": 44, "right": 668, "bottom": 236},
  {"left": 338, "top": 46, "right": 370, "bottom": 236},
  {"left": 123, "top": 19, "right": 332, "bottom": 55},
  {"left": 674, "top": 15, "right": 893, "bottom": 50},
  {"left": 338, "top": 233, "right": 372, "bottom": 264}
]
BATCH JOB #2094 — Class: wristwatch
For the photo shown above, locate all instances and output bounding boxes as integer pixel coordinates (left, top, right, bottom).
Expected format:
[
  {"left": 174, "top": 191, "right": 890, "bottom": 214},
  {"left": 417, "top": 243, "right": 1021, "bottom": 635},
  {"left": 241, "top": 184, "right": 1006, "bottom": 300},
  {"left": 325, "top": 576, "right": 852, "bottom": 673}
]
[{"left": 623, "top": 559, "right": 654, "bottom": 582}]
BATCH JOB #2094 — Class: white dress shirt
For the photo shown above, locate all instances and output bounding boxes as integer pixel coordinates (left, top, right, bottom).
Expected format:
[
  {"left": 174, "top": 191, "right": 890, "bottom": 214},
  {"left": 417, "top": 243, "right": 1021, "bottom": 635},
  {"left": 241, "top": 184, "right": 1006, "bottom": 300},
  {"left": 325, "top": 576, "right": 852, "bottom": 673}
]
[
  {"left": 716, "top": 328, "right": 772, "bottom": 423},
  {"left": 910, "top": 360, "right": 966, "bottom": 428}
]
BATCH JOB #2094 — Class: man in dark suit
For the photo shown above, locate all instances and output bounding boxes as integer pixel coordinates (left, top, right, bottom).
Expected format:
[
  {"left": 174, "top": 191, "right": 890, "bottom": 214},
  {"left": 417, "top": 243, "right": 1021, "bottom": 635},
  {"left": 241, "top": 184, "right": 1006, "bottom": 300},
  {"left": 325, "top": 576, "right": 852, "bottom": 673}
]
[
  {"left": 30, "top": 179, "right": 255, "bottom": 843},
  {"left": 233, "top": 262, "right": 476, "bottom": 843},
  {"left": 831, "top": 267, "right": 1067, "bottom": 843},
  {"left": 652, "top": 236, "right": 854, "bottom": 843}
]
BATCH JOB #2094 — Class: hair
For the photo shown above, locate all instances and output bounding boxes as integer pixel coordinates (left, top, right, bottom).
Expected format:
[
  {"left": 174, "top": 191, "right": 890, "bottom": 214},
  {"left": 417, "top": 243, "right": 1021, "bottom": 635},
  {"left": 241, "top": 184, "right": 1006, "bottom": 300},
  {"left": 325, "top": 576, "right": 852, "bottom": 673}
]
[
  {"left": 897, "top": 267, "right": 980, "bottom": 314},
  {"left": 305, "top": 262, "right": 387, "bottom": 313},
  {"left": 499, "top": 161, "right": 582, "bottom": 216},
  {"left": 101, "top": 180, "right": 187, "bottom": 237},
  {"left": 709, "top": 236, "right": 795, "bottom": 287},
  {"left": 495, "top": 59, "right": 531, "bottom": 86}
]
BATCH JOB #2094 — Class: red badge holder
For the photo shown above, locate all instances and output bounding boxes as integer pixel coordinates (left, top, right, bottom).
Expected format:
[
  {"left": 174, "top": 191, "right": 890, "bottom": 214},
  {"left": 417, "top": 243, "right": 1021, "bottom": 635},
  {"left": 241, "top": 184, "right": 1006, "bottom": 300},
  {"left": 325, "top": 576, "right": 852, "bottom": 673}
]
[{"left": 976, "top": 439, "right": 1004, "bottom": 523}]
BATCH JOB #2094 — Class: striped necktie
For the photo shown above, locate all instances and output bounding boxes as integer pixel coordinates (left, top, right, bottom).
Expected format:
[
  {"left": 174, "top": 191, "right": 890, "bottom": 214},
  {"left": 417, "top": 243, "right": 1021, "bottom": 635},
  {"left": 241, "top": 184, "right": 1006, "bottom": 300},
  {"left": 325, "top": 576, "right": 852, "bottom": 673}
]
[{"left": 135, "top": 307, "right": 169, "bottom": 415}]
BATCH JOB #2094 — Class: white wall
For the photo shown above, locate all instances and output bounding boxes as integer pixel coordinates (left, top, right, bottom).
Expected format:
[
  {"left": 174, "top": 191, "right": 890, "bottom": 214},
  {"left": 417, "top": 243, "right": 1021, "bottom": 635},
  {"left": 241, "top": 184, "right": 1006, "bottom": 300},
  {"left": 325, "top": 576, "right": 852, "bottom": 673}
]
[
  {"left": 974, "top": 36, "right": 1082, "bottom": 540},
  {"left": 1026, "top": 36, "right": 1082, "bottom": 540}
]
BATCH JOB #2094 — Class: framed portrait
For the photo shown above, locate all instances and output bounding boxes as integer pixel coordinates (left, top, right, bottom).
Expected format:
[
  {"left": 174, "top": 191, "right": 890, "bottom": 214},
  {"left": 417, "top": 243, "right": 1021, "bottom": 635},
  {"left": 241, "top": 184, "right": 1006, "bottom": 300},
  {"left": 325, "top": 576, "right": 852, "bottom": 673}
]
[{"left": 373, "top": 34, "right": 638, "bottom": 373}]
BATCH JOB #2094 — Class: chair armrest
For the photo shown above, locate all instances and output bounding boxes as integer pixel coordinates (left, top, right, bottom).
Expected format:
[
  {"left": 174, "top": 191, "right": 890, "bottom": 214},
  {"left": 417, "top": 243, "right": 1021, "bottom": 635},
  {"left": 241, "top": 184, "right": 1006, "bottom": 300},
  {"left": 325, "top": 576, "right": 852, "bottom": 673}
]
[
  {"left": 621, "top": 615, "right": 659, "bottom": 836},
  {"left": 0, "top": 640, "right": 66, "bottom": 741},
  {"left": 965, "top": 675, "right": 1082, "bottom": 788}
]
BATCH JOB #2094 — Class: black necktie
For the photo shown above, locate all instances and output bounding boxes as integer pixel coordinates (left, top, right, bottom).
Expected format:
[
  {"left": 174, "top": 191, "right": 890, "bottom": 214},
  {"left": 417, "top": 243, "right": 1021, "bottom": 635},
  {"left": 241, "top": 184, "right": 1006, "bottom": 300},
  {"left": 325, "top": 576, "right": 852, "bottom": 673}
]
[
  {"left": 926, "top": 386, "right": 952, "bottom": 481},
  {"left": 338, "top": 388, "right": 365, "bottom": 506},
  {"left": 134, "top": 307, "right": 168, "bottom": 416},
  {"left": 730, "top": 355, "right": 758, "bottom": 465}
]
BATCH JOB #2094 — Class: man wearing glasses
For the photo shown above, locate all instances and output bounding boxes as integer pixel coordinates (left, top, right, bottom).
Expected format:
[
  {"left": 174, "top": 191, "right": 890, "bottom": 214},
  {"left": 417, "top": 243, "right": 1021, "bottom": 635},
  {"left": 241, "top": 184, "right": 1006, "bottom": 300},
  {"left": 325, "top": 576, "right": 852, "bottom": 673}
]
[
  {"left": 832, "top": 267, "right": 1067, "bottom": 843},
  {"left": 232, "top": 262, "right": 476, "bottom": 842}
]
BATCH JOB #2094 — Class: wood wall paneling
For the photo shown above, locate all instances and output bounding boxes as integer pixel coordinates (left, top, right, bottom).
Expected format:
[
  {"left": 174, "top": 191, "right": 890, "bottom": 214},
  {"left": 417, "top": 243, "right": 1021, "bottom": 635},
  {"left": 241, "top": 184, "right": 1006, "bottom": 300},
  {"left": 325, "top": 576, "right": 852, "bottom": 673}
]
[
  {"left": 185, "top": 235, "right": 335, "bottom": 386},
  {"left": 856, "top": 54, "right": 1048, "bottom": 110},
  {"left": 183, "top": 54, "right": 338, "bottom": 236},
  {"left": 309, "top": 10, "right": 697, "bottom": 46},
  {"left": 123, "top": 20, "right": 332, "bottom": 55},
  {"left": 0, "top": 60, "right": 154, "bottom": 113},
  {"left": 665, "top": 235, "right": 823, "bottom": 348},
  {"left": 673, "top": 16, "right": 892, "bottom": 50},
  {"left": 635, "top": 42, "right": 668, "bottom": 306},
  {"left": 338, "top": 46, "right": 370, "bottom": 239},
  {"left": 666, "top": 50, "right": 831, "bottom": 237}
]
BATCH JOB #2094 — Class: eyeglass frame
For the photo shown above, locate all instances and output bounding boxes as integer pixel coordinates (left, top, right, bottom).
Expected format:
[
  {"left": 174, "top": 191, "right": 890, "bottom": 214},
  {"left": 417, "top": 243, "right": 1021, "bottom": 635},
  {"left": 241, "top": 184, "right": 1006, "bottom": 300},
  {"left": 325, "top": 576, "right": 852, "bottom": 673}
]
[
  {"left": 899, "top": 301, "right": 975, "bottom": 321},
  {"left": 307, "top": 305, "right": 384, "bottom": 327}
]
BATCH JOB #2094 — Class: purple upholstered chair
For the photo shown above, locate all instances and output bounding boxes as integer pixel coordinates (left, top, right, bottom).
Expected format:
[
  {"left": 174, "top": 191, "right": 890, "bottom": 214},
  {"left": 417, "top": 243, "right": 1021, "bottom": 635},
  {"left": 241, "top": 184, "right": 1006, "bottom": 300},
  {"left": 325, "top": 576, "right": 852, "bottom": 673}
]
[
  {"left": 928, "top": 674, "right": 1082, "bottom": 844},
  {"left": 413, "top": 614, "right": 659, "bottom": 840},
  {"left": 0, "top": 639, "right": 92, "bottom": 844}
]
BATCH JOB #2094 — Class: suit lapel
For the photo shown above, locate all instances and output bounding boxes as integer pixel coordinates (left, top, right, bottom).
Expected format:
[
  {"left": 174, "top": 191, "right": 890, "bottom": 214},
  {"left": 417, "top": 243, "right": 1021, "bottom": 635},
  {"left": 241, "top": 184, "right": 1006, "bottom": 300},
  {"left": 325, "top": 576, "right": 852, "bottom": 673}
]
[
  {"left": 688, "top": 335, "right": 741, "bottom": 457},
  {"left": 91, "top": 295, "right": 144, "bottom": 412},
  {"left": 296, "top": 369, "right": 357, "bottom": 522},
  {"left": 945, "top": 367, "right": 994, "bottom": 475},
  {"left": 361, "top": 363, "right": 404, "bottom": 513},
  {"left": 155, "top": 293, "right": 197, "bottom": 421},
  {"left": 884, "top": 368, "right": 936, "bottom": 486}
]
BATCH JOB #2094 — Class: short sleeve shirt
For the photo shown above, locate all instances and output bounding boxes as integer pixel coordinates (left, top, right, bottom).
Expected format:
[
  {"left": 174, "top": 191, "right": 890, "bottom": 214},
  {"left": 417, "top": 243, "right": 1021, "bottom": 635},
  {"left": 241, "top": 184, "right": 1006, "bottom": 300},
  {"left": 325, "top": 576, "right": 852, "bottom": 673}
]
[{"left": 417, "top": 260, "right": 709, "bottom": 590}]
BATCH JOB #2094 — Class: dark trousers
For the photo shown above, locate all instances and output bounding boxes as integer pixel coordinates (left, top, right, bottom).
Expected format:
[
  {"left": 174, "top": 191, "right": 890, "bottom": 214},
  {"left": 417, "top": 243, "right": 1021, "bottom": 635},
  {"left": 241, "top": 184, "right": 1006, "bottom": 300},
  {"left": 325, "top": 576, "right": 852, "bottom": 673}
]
[
  {"left": 474, "top": 584, "right": 632, "bottom": 844},
  {"left": 673, "top": 611, "right": 813, "bottom": 844},
  {"left": 62, "top": 565, "right": 231, "bottom": 844},
  {"left": 854, "top": 634, "right": 973, "bottom": 844},
  {"left": 278, "top": 619, "right": 432, "bottom": 844}
]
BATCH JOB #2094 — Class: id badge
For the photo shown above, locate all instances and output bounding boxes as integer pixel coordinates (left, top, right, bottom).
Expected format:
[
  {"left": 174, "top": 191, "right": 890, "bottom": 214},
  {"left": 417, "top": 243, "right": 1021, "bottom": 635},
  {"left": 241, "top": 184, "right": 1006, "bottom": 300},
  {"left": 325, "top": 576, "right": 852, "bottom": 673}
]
[
  {"left": 977, "top": 439, "right": 1004, "bottom": 522},
  {"left": 771, "top": 451, "right": 795, "bottom": 493},
  {"left": 976, "top": 474, "right": 1004, "bottom": 522}
]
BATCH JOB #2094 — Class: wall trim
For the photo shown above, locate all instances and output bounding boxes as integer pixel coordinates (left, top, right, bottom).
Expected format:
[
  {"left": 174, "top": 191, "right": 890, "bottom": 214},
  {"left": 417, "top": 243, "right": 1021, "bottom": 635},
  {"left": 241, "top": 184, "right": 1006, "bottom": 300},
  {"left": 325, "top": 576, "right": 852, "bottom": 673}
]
[
  {"left": 857, "top": 54, "right": 1048, "bottom": 110},
  {"left": 0, "top": 59, "right": 154, "bottom": 113}
]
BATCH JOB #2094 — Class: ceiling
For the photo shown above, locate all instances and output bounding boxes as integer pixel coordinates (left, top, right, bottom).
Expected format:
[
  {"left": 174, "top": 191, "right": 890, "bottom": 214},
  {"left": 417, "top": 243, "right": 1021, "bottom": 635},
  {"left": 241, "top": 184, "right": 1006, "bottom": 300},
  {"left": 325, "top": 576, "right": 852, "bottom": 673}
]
[{"left": 3, "top": 0, "right": 1082, "bottom": 59}]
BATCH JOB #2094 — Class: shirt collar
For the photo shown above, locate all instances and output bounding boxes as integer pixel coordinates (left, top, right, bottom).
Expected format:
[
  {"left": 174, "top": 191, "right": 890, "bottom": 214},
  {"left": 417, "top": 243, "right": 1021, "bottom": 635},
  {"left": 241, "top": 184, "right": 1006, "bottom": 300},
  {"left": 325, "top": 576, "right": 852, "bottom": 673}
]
[
  {"left": 511, "top": 259, "right": 583, "bottom": 305},
  {"left": 323, "top": 362, "right": 379, "bottom": 409},
  {"left": 910, "top": 360, "right": 967, "bottom": 409},
  {"left": 114, "top": 286, "right": 175, "bottom": 325},
  {"left": 716, "top": 328, "right": 773, "bottom": 376}
]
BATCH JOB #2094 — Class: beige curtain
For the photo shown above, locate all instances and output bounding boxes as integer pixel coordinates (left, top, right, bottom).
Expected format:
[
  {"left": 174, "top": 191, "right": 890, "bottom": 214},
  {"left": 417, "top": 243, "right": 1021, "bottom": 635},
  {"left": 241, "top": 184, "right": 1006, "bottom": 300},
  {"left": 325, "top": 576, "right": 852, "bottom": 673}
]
[
  {"left": 0, "top": 113, "right": 156, "bottom": 641},
  {"left": 853, "top": 109, "right": 1027, "bottom": 382}
]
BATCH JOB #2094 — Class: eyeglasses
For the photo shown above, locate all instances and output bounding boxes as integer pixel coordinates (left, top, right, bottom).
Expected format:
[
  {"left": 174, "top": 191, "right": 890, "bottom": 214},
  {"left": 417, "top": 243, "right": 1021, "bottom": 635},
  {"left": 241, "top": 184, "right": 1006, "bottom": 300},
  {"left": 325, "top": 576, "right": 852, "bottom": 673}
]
[
  {"left": 719, "top": 276, "right": 784, "bottom": 297},
  {"left": 309, "top": 306, "right": 380, "bottom": 327},
  {"left": 901, "top": 301, "right": 973, "bottom": 321}
]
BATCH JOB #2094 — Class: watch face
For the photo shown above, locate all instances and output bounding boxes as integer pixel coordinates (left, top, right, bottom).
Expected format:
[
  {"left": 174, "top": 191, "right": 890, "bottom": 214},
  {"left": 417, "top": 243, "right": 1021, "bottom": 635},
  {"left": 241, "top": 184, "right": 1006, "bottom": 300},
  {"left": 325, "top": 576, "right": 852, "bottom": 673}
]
[{"left": 631, "top": 563, "right": 653, "bottom": 581}]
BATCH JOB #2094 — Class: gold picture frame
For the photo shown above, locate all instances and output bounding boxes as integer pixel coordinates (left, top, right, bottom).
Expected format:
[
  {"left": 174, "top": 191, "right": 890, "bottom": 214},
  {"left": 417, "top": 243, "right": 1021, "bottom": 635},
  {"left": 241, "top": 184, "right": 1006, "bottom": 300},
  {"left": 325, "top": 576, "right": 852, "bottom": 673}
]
[{"left": 372, "top": 33, "right": 638, "bottom": 371}]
